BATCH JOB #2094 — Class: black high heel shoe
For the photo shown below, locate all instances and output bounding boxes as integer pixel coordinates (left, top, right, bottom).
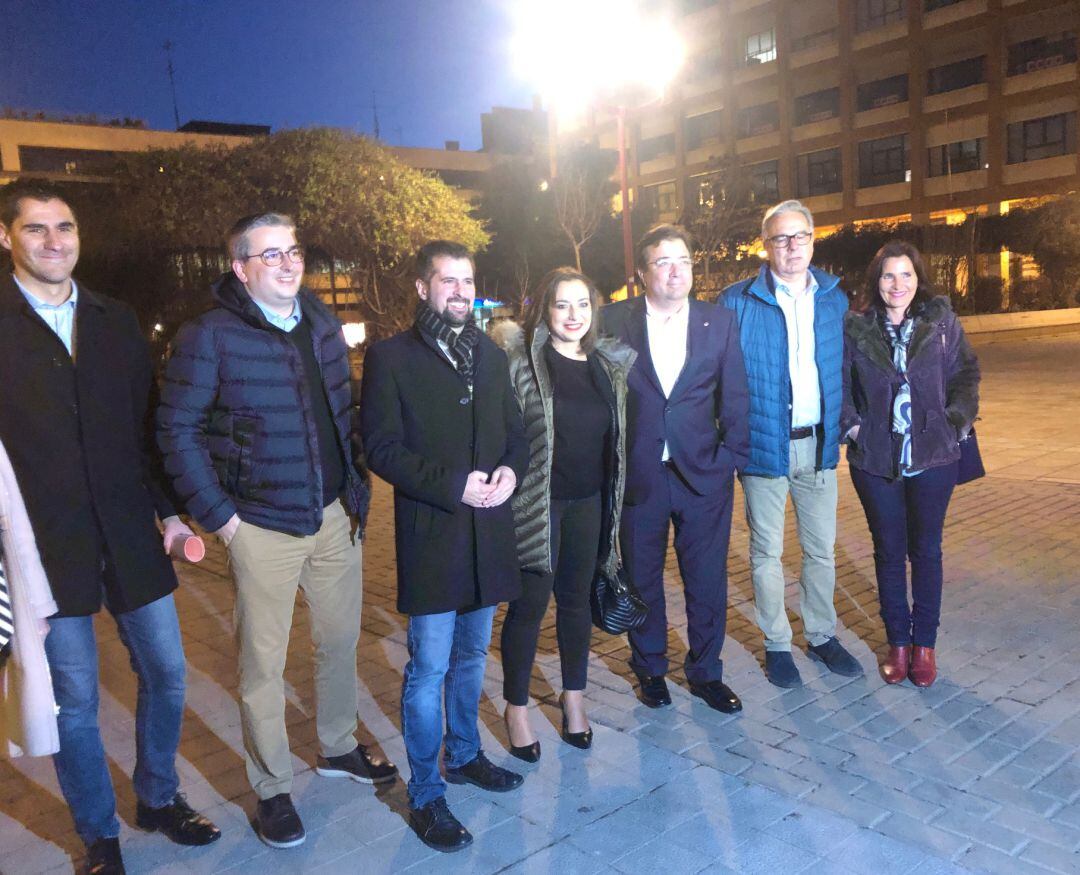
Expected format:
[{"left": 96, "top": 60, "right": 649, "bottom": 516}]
[
  {"left": 560, "top": 697, "right": 593, "bottom": 751},
  {"left": 503, "top": 713, "right": 541, "bottom": 763}
]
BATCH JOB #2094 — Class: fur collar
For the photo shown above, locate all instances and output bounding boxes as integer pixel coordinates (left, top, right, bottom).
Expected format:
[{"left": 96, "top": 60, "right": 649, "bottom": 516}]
[{"left": 846, "top": 295, "right": 955, "bottom": 372}]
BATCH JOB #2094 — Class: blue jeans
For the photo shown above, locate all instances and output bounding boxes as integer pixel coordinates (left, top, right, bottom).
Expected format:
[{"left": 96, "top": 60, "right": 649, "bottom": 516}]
[
  {"left": 850, "top": 462, "right": 958, "bottom": 647},
  {"left": 44, "top": 594, "right": 186, "bottom": 845},
  {"left": 401, "top": 605, "right": 495, "bottom": 809}
]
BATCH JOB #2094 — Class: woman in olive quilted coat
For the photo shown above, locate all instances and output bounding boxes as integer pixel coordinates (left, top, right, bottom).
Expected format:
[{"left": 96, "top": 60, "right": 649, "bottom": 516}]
[{"left": 499, "top": 268, "right": 635, "bottom": 761}]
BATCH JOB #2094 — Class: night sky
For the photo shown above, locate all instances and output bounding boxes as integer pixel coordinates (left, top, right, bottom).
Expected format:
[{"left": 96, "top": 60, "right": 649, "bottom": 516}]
[{"left": 1, "top": 0, "right": 537, "bottom": 149}]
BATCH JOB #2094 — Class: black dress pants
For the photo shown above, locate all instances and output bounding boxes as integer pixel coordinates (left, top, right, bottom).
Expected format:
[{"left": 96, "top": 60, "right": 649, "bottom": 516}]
[{"left": 501, "top": 493, "right": 602, "bottom": 705}]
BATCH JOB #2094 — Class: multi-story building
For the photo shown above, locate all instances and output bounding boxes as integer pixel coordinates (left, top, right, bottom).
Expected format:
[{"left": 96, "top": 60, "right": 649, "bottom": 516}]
[{"left": 559, "top": 0, "right": 1077, "bottom": 239}]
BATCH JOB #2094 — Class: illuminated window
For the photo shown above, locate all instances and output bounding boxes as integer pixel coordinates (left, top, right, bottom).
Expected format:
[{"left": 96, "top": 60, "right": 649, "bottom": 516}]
[{"left": 744, "top": 29, "right": 777, "bottom": 65}]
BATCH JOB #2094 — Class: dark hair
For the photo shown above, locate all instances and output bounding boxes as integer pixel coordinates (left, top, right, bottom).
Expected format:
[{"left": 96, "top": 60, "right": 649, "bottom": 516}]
[
  {"left": 524, "top": 267, "right": 602, "bottom": 354},
  {"left": 861, "top": 240, "right": 935, "bottom": 317},
  {"left": 0, "top": 178, "right": 76, "bottom": 227},
  {"left": 635, "top": 223, "right": 695, "bottom": 271},
  {"left": 415, "top": 240, "right": 474, "bottom": 284},
  {"left": 227, "top": 212, "right": 295, "bottom": 261}
]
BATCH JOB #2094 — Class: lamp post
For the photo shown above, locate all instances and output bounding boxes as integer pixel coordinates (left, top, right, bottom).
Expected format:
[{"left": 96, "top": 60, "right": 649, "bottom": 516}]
[{"left": 512, "top": 0, "right": 684, "bottom": 298}]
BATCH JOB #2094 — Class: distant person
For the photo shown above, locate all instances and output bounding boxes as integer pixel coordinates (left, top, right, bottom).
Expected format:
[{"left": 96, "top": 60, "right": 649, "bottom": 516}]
[
  {"left": 487, "top": 316, "right": 520, "bottom": 350},
  {"left": 501, "top": 268, "right": 635, "bottom": 760},
  {"left": 603, "top": 225, "right": 750, "bottom": 714},
  {"left": 0, "top": 179, "right": 220, "bottom": 875},
  {"left": 158, "top": 212, "right": 394, "bottom": 850},
  {"left": 722, "top": 200, "right": 863, "bottom": 688},
  {"left": 843, "top": 241, "right": 980, "bottom": 688},
  {"left": 360, "top": 240, "right": 529, "bottom": 853}
]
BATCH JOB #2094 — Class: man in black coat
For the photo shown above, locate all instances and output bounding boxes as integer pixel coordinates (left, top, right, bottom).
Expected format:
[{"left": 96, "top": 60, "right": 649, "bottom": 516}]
[
  {"left": 360, "top": 240, "right": 528, "bottom": 853},
  {"left": 0, "top": 179, "right": 219, "bottom": 875},
  {"left": 602, "top": 224, "right": 750, "bottom": 715}
]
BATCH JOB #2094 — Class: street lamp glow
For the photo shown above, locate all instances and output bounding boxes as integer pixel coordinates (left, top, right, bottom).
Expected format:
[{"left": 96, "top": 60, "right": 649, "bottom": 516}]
[{"left": 511, "top": 0, "right": 684, "bottom": 114}]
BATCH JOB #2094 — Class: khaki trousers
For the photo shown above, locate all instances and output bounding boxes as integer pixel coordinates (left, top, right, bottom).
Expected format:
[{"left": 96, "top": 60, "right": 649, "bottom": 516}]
[
  {"left": 227, "top": 501, "right": 362, "bottom": 799},
  {"left": 740, "top": 434, "right": 838, "bottom": 651}
]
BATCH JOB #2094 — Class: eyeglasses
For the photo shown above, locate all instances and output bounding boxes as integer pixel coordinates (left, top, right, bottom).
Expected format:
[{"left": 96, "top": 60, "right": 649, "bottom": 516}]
[
  {"left": 647, "top": 256, "right": 693, "bottom": 270},
  {"left": 766, "top": 231, "right": 813, "bottom": 249},
  {"left": 243, "top": 245, "right": 305, "bottom": 267}
]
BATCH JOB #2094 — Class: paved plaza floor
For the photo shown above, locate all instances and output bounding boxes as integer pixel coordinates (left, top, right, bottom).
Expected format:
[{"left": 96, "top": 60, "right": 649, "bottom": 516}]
[{"left": 2, "top": 330, "right": 1079, "bottom": 874}]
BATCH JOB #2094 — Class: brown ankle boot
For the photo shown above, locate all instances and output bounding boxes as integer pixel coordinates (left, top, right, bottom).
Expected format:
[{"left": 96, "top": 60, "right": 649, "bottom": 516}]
[
  {"left": 881, "top": 645, "right": 911, "bottom": 684},
  {"left": 909, "top": 646, "right": 937, "bottom": 687}
]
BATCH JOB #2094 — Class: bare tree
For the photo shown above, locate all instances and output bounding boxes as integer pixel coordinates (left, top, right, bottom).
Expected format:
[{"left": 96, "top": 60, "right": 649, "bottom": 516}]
[{"left": 552, "top": 145, "right": 616, "bottom": 273}]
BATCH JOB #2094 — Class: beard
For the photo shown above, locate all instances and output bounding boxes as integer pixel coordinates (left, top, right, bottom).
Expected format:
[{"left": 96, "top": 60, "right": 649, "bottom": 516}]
[{"left": 435, "top": 297, "right": 472, "bottom": 327}]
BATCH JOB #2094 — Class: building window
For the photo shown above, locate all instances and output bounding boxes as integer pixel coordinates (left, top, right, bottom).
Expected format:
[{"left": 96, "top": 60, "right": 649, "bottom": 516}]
[
  {"left": 927, "top": 138, "right": 986, "bottom": 176},
  {"left": 924, "top": 0, "right": 961, "bottom": 10},
  {"left": 686, "top": 46, "right": 724, "bottom": 81},
  {"left": 1006, "top": 31, "right": 1078, "bottom": 76},
  {"left": 1006, "top": 112, "right": 1078, "bottom": 164},
  {"left": 856, "top": 74, "right": 909, "bottom": 111},
  {"left": 794, "top": 88, "right": 840, "bottom": 125},
  {"left": 858, "top": 134, "right": 909, "bottom": 187},
  {"left": 642, "top": 180, "right": 679, "bottom": 221},
  {"left": 637, "top": 133, "right": 675, "bottom": 163},
  {"left": 791, "top": 27, "right": 839, "bottom": 52},
  {"left": 795, "top": 148, "right": 843, "bottom": 197},
  {"left": 926, "top": 56, "right": 985, "bottom": 94},
  {"left": 684, "top": 110, "right": 724, "bottom": 151},
  {"left": 736, "top": 102, "right": 779, "bottom": 138},
  {"left": 856, "top": 0, "right": 906, "bottom": 33},
  {"left": 17, "top": 146, "right": 121, "bottom": 176},
  {"left": 744, "top": 28, "right": 777, "bottom": 65},
  {"left": 748, "top": 160, "right": 780, "bottom": 202}
]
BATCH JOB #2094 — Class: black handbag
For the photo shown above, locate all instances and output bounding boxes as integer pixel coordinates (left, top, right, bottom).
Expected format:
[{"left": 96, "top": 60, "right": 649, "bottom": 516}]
[
  {"left": 591, "top": 564, "right": 648, "bottom": 634},
  {"left": 956, "top": 427, "right": 985, "bottom": 485}
]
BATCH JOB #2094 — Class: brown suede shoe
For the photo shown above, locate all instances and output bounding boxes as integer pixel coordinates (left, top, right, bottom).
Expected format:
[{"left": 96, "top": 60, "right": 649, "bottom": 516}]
[
  {"left": 909, "top": 646, "right": 937, "bottom": 687},
  {"left": 881, "top": 645, "right": 911, "bottom": 685}
]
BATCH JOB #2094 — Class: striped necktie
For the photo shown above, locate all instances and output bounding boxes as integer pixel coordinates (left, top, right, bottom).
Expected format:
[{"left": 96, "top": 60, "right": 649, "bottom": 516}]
[{"left": 0, "top": 553, "right": 12, "bottom": 651}]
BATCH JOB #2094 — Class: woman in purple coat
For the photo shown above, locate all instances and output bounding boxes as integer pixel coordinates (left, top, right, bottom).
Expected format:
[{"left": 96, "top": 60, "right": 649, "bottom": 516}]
[{"left": 842, "top": 241, "right": 980, "bottom": 688}]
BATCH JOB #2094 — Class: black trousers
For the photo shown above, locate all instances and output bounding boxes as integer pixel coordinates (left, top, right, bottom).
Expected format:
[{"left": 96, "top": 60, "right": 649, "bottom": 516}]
[{"left": 501, "top": 493, "right": 602, "bottom": 705}]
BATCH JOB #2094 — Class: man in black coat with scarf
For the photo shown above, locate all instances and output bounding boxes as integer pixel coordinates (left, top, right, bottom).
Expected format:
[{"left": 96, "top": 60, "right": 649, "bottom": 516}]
[
  {"left": 360, "top": 240, "right": 528, "bottom": 853},
  {"left": 0, "top": 179, "right": 219, "bottom": 875}
]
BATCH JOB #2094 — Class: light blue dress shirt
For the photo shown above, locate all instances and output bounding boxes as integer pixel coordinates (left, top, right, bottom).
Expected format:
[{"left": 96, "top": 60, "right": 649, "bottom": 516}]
[
  {"left": 771, "top": 271, "right": 821, "bottom": 429},
  {"left": 253, "top": 297, "right": 301, "bottom": 333},
  {"left": 14, "top": 275, "right": 79, "bottom": 355}
]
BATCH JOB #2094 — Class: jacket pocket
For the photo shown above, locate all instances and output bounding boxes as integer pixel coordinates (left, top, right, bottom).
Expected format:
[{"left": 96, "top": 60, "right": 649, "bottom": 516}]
[{"left": 229, "top": 415, "right": 258, "bottom": 498}]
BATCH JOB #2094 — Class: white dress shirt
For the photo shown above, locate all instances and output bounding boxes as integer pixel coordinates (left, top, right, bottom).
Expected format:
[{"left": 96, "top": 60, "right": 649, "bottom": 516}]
[
  {"left": 645, "top": 298, "right": 689, "bottom": 461},
  {"left": 14, "top": 276, "right": 78, "bottom": 356},
  {"left": 772, "top": 271, "right": 821, "bottom": 429}
]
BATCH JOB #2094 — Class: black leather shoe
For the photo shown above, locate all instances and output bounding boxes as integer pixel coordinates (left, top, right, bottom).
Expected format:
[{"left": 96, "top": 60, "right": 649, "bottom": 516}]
[
  {"left": 638, "top": 675, "right": 672, "bottom": 708},
  {"left": 504, "top": 711, "right": 541, "bottom": 763},
  {"left": 689, "top": 680, "right": 743, "bottom": 714},
  {"left": 561, "top": 711, "right": 593, "bottom": 750},
  {"left": 255, "top": 793, "right": 305, "bottom": 848},
  {"left": 409, "top": 797, "right": 473, "bottom": 852},
  {"left": 445, "top": 750, "right": 524, "bottom": 792},
  {"left": 316, "top": 744, "right": 399, "bottom": 784},
  {"left": 135, "top": 792, "right": 221, "bottom": 846},
  {"left": 84, "top": 837, "right": 125, "bottom": 875}
]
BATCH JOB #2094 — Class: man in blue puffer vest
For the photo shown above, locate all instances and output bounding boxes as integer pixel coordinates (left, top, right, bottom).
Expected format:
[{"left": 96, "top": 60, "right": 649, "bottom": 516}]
[
  {"left": 721, "top": 200, "right": 864, "bottom": 688},
  {"left": 158, "top": 213, "right": 396, "bottom": 850}
]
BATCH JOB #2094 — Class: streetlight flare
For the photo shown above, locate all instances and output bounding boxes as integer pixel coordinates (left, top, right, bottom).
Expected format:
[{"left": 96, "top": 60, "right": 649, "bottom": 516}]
[{"left": 511, "top": 0, "right": 685, "bottom": 113}]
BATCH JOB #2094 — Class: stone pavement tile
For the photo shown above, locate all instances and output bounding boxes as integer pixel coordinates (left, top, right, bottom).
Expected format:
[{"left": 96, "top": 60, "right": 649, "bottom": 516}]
[
  {"left": 893, "top": 754, "right": 981, "bottom": 789},
  {"left": 839, "top": 755, "right": 921, "bottom": 792},
  {"left": 932, "top": 808, "right": 1028, "bottom": 855},
  {"left": 950, "top": 739, "right": 1020, "bottom": 773},
  {"left": 633, "top": 716, "right": 743, "bottom": 755},
  {"left": 767, "top": 710, "right": 847, "bottom": 743},
  {"left": 853, "top": 781, "right": 946, "bottom": 824},
  {"left": 970, "top": 776, "right": 1062, "bottom": 817},
  {"left": 872, "top": 811, "right": 972, "bottom": 861},
  {"left": 786, "top": 758, "right": 866, "bottom": 794},
  {"left": 739, "top": 763, "right": 817, "bottom": 799},
  {"left": 564, "top": 804, "right": 666, "bottom": 861},
  {"left": 1052, "top": 802, "right": 1080, "bottom": 830},
  {"left": 1032, "top": 761, "right": 1080, "bottom": 803},
  {"left": 777, "top": 736, "right": 852, "bottom": 768},
  {"left": 991, "top": 804, "right": 1080, "bottom": 851},
  {"left": 0, "top": 837, "right": 75, "bottom": 875},
  {"left": 701, "top": 832, "right": 824, "bottom": 875},
  {"left": 610, "top": 834, "right": 714, "bottom": 875},
  {"left": 727, "top": 739, "right": 803, "bottom": 771},
  {"left": 400, "top": 816, "right": 560, "bottom": 874},
  {"left": 1009, "top": 738, "right": 1076, "bottom": 774},
  {"left": 683, "top": 742, "right": 754, "bottom": 776},
  {"left": 955, "top": 843, "right": 1054, "bottom": 875},
  {"left": 987, "top": 717, "right": 1053, "bottom": 751},
  {"left": 766, "top": 803, "right": 861, "bottom": 854},
  {"left": 824, "top": 731, "right": 910, "bottom": 764},
  {"left": 796, "top": 784, "right": 888, "bottom": 829},
  {"left": 498, "top": 839, "right": 609, "bottom": 875},
  {"left": 824, "top": 827, "right": 930, "bottom": 875},
  {"left": 1019, "top": 838, "right": 1080, "bottom": 873}
]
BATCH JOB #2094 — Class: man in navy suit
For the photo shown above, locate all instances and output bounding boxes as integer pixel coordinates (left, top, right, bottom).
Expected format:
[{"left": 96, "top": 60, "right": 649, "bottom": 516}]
[{"left": 602, "top": 224, "right": 750, "bottom": 713}]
